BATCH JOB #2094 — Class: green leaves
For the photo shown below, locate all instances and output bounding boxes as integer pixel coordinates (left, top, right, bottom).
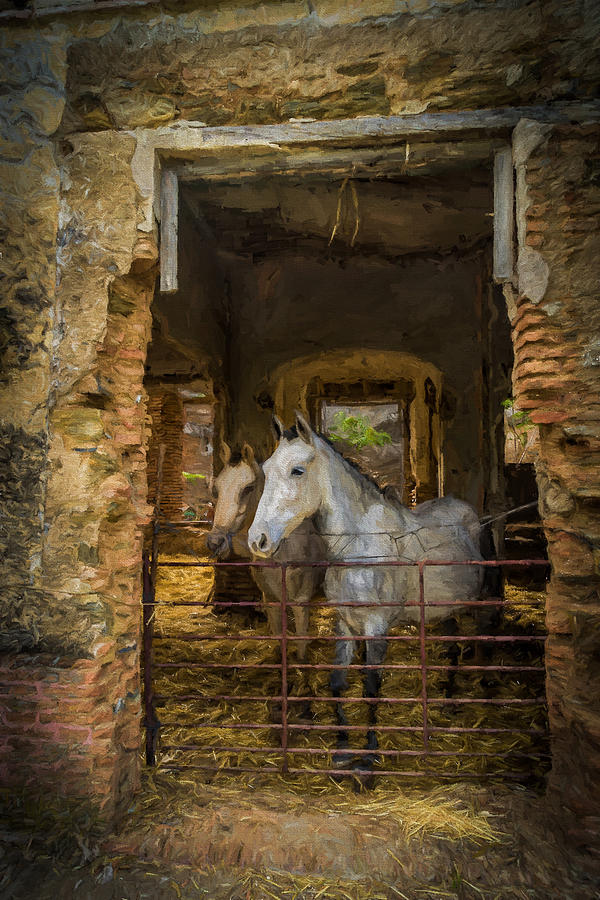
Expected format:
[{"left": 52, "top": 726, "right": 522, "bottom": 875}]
[
  {"left": 328, "top": 411, "right": 392, "bottom": 450},
  {"left": 503, "top": 399, "right": 533, "bottom": 446}
]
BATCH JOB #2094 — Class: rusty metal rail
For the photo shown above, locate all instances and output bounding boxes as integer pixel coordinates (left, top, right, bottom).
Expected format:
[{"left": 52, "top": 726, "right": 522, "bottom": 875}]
[{"left": 142, "top": 550, "right": 549, "bottom": 780}]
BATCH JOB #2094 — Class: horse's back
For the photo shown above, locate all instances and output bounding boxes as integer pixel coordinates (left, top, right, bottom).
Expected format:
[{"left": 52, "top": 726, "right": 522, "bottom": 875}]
[
  {"left": 412, "top": 496, "right": 480, "bottom": 546},
  {"left": 325, "top": 496, "right": 484, "bottom": 628},
  {"left": 398, "top": 498, "right": 483, "bottom": 621}
]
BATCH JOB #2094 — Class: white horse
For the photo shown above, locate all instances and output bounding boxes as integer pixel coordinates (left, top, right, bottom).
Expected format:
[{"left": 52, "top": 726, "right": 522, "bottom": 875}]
[
  {"left": 248, "top": 413, "right": 485, "bottom": 769},
  {"left": 206, "top": 441, "right": 325, "bottom": 675}
]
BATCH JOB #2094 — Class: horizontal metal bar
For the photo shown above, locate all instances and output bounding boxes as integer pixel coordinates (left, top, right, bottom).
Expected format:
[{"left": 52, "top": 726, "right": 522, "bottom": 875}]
[
  {"left": 149, "top": 597, "right": 544, "bottom": 609},
  {"left": 155, "top": 693, "right": 545, "bottom": 706},
  {"left": 156, "top": 763, "right": 540, "bottom": 780},
  {"left": 154, "top": 662, "right": 544, "bottom": 672},
  {"left": 155, "top": 662, "right": 283, "bottom": 670},
  {"left": 158, "top": 721, "right": 547, "bottom": 735},
  {"left": 156, "top": 558, "right": 549, "bottom": 569},
  {"left": 154, "top": 632, "right": 546, "bottom": 642},
  {"left": 160, "top": 745, "right": 550, "bottom": 758}
]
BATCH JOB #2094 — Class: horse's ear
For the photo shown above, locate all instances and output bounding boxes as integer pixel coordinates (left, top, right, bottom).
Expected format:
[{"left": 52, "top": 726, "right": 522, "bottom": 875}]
[
  {"left": 272, "top": 415, "right": 284, "bottom": 442},
  {"left": 295, "top": 411, "right": 314, "bottom": 446},
  {"left": 241, "top": 442, "right": 255, "bottom": 466},
  {"left": 220, "top": 440, "right": 231, "bottom": 466}
]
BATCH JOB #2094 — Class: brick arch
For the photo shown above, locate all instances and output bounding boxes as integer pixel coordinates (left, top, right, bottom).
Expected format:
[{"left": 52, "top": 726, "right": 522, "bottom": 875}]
[{"left": 268, "top": 348, "right": 444, "bottom": 502}]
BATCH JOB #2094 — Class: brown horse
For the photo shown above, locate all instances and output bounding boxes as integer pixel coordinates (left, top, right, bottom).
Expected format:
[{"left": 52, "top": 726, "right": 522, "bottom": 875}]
[{"left": 206, "top": 441, "right": 325, "bottom": 668}]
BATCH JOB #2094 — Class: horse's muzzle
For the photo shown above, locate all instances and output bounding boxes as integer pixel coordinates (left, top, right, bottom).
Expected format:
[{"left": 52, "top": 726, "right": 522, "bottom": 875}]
[
  {"left": 206, "top": 531, "right": 232, "bottom": 559},
  {"left": 249, "top": 532, "right": 273, "bottom": 557}
]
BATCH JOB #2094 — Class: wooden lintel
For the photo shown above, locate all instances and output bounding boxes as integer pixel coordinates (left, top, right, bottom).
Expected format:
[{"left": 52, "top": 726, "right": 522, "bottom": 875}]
[
  {"left": 493, "top": 145, "right": 514, "bottom": 282},
  {"left": 160, "top": 168, "right": 178, "bottom": 293},
  {"left": 160, "top": 101, "right": 599, "bottom": 163},
  {"left": 175, "top": 139, "right": 501, "bottom": 183}
]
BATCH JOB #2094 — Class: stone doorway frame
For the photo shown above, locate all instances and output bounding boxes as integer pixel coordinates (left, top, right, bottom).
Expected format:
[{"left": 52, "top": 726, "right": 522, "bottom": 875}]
[
  {"left": 135, "top": 101, "right": 600, "bottom": 846},
  {"left": 131, "top": 104, "right": 596, "bottom": 293}
]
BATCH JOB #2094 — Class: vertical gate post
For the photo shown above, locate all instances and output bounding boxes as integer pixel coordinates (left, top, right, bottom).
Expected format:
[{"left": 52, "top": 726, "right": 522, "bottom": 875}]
[
  {"left": 143, "top": 444, "right": 165, "bottom": 766},
  {"left": 280, "top": 563, "right": 289, "bottom": 774},
  {"left": 142, "top": 552, "right": 159, "bottom": 766},
  {"left": 419, "top": 562, "right": 429, "bottom": 755}
]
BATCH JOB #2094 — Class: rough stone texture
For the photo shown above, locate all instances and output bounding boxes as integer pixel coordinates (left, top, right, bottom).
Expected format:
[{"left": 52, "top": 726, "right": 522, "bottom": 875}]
[
  {"left": 1, "top": 109, "right": 156, "bottom": 816},
  {"left": 0, "top": 28, "right": 66, "bottom": 652},
  {"left": 0, "top": 253, "right": 156, "bottom": 819},
  {"left": 41, "top": 132, "right": 151, "bottom": 654},
  {"left": 62, "top": 0, "right": 600, "bottom": 133},
  {"left": 510, "top": 123, "right": 600, "bottom": 861}
]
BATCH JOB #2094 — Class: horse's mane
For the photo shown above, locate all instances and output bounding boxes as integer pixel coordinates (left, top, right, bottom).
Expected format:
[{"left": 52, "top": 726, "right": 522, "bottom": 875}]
[
  {"left": 284, "top": 427, "right": 401, "bottom": 508},
  {"left": 226, "top": 450, "right": 263, "bottom": 483}
]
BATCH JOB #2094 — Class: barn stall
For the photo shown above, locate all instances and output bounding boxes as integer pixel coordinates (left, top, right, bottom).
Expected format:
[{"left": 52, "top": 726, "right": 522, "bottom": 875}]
[{"left": 140, "top": 154, "right": 550, "bottom": 811}]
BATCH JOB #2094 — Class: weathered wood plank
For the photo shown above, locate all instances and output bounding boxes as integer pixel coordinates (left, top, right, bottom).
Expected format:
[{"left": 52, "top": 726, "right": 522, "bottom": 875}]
[
  {"left": 175, "top": 139, "right": 503, "bottom": 183},
  {"left": 160, "top": 102, "right": 600, "bottom": 157},
  {"left": 493, "top": 145, "right": 514, "bottom": 282},
  {"left": 160, "top": 167, "right": 178, "bottom": 293}
]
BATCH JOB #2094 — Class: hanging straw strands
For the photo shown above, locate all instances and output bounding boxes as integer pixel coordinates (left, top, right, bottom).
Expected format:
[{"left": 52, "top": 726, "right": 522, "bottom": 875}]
[{"left": 329, "top": 176, "right": 360, "bottom": 247}]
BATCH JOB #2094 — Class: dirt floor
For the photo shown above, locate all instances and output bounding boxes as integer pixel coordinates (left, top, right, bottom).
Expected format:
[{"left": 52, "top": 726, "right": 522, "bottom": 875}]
[{"left": 2, "top": 778, "right": 600, "bottom": 899}]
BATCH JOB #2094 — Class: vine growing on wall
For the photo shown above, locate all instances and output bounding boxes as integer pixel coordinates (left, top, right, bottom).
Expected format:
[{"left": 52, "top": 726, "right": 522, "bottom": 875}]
[{"left": 502, "top": 399, "right": 533, "bottom": 446}]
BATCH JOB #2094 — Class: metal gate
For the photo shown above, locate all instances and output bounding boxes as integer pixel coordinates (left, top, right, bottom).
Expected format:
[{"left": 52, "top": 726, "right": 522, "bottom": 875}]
[{"left": 142, "top": 534, "right": 549, "bottom": 782}]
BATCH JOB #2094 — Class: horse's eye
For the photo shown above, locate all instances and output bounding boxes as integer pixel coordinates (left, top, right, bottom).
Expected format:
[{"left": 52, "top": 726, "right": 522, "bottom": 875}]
[
  {"left": 290, "top": 466, "right": 305, "bottom": 477},
  {"left": 240, "top": 484, "right": 253, "bottom": 498}
]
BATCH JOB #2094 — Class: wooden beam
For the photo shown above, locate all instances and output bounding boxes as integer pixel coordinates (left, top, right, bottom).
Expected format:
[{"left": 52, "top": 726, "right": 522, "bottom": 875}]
[
  {"left": 175, "top": 139, "right": 500, "bottom": 183},
  {"left": 162, "top": 102, "right": 600, "bottom": 162},
  {"left": 493, "top": 145, "right": 514, "bottom": 282},
  {"left": 160, "top": 168, "right": 178, "bottom": 293}
]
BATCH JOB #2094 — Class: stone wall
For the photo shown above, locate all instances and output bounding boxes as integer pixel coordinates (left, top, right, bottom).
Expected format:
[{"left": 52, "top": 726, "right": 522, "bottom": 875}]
[
  {"left": 509, "top": 121, "right": 600, "bottom": 858},
  {"left": 0, "top": 28, "right": 65, "bottom": 653},
  {"left": 0, "top": 48, "right": 156, "bottom": 815},
  {"left": 0, "top": 0, "right": 599, "bottom": 840},
  {"left": 62, "top": 0, "right": 599, "bottom": 133}
]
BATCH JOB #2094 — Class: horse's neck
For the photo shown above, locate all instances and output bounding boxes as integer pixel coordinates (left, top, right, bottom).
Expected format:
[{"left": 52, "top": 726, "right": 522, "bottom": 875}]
[{"left": 316, "top": 440, "right": 383, "bottom": 551}]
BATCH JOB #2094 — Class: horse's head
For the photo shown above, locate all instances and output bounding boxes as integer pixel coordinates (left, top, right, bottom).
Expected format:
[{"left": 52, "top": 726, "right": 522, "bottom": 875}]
[
  {"left": 248, "top": 412, "right": 323, "bottom": 557},
  {"left": 206, "top": 442, "right": 261, "bottom": 560}
]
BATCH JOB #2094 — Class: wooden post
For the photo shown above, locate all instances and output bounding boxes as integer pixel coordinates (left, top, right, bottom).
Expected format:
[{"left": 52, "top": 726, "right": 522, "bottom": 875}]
[
  {"left": 160, "top": 168, "right": 178, "bottom": 293},
  {"left": 493, "top": 146, "right": 514, "bottom": 282}
]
